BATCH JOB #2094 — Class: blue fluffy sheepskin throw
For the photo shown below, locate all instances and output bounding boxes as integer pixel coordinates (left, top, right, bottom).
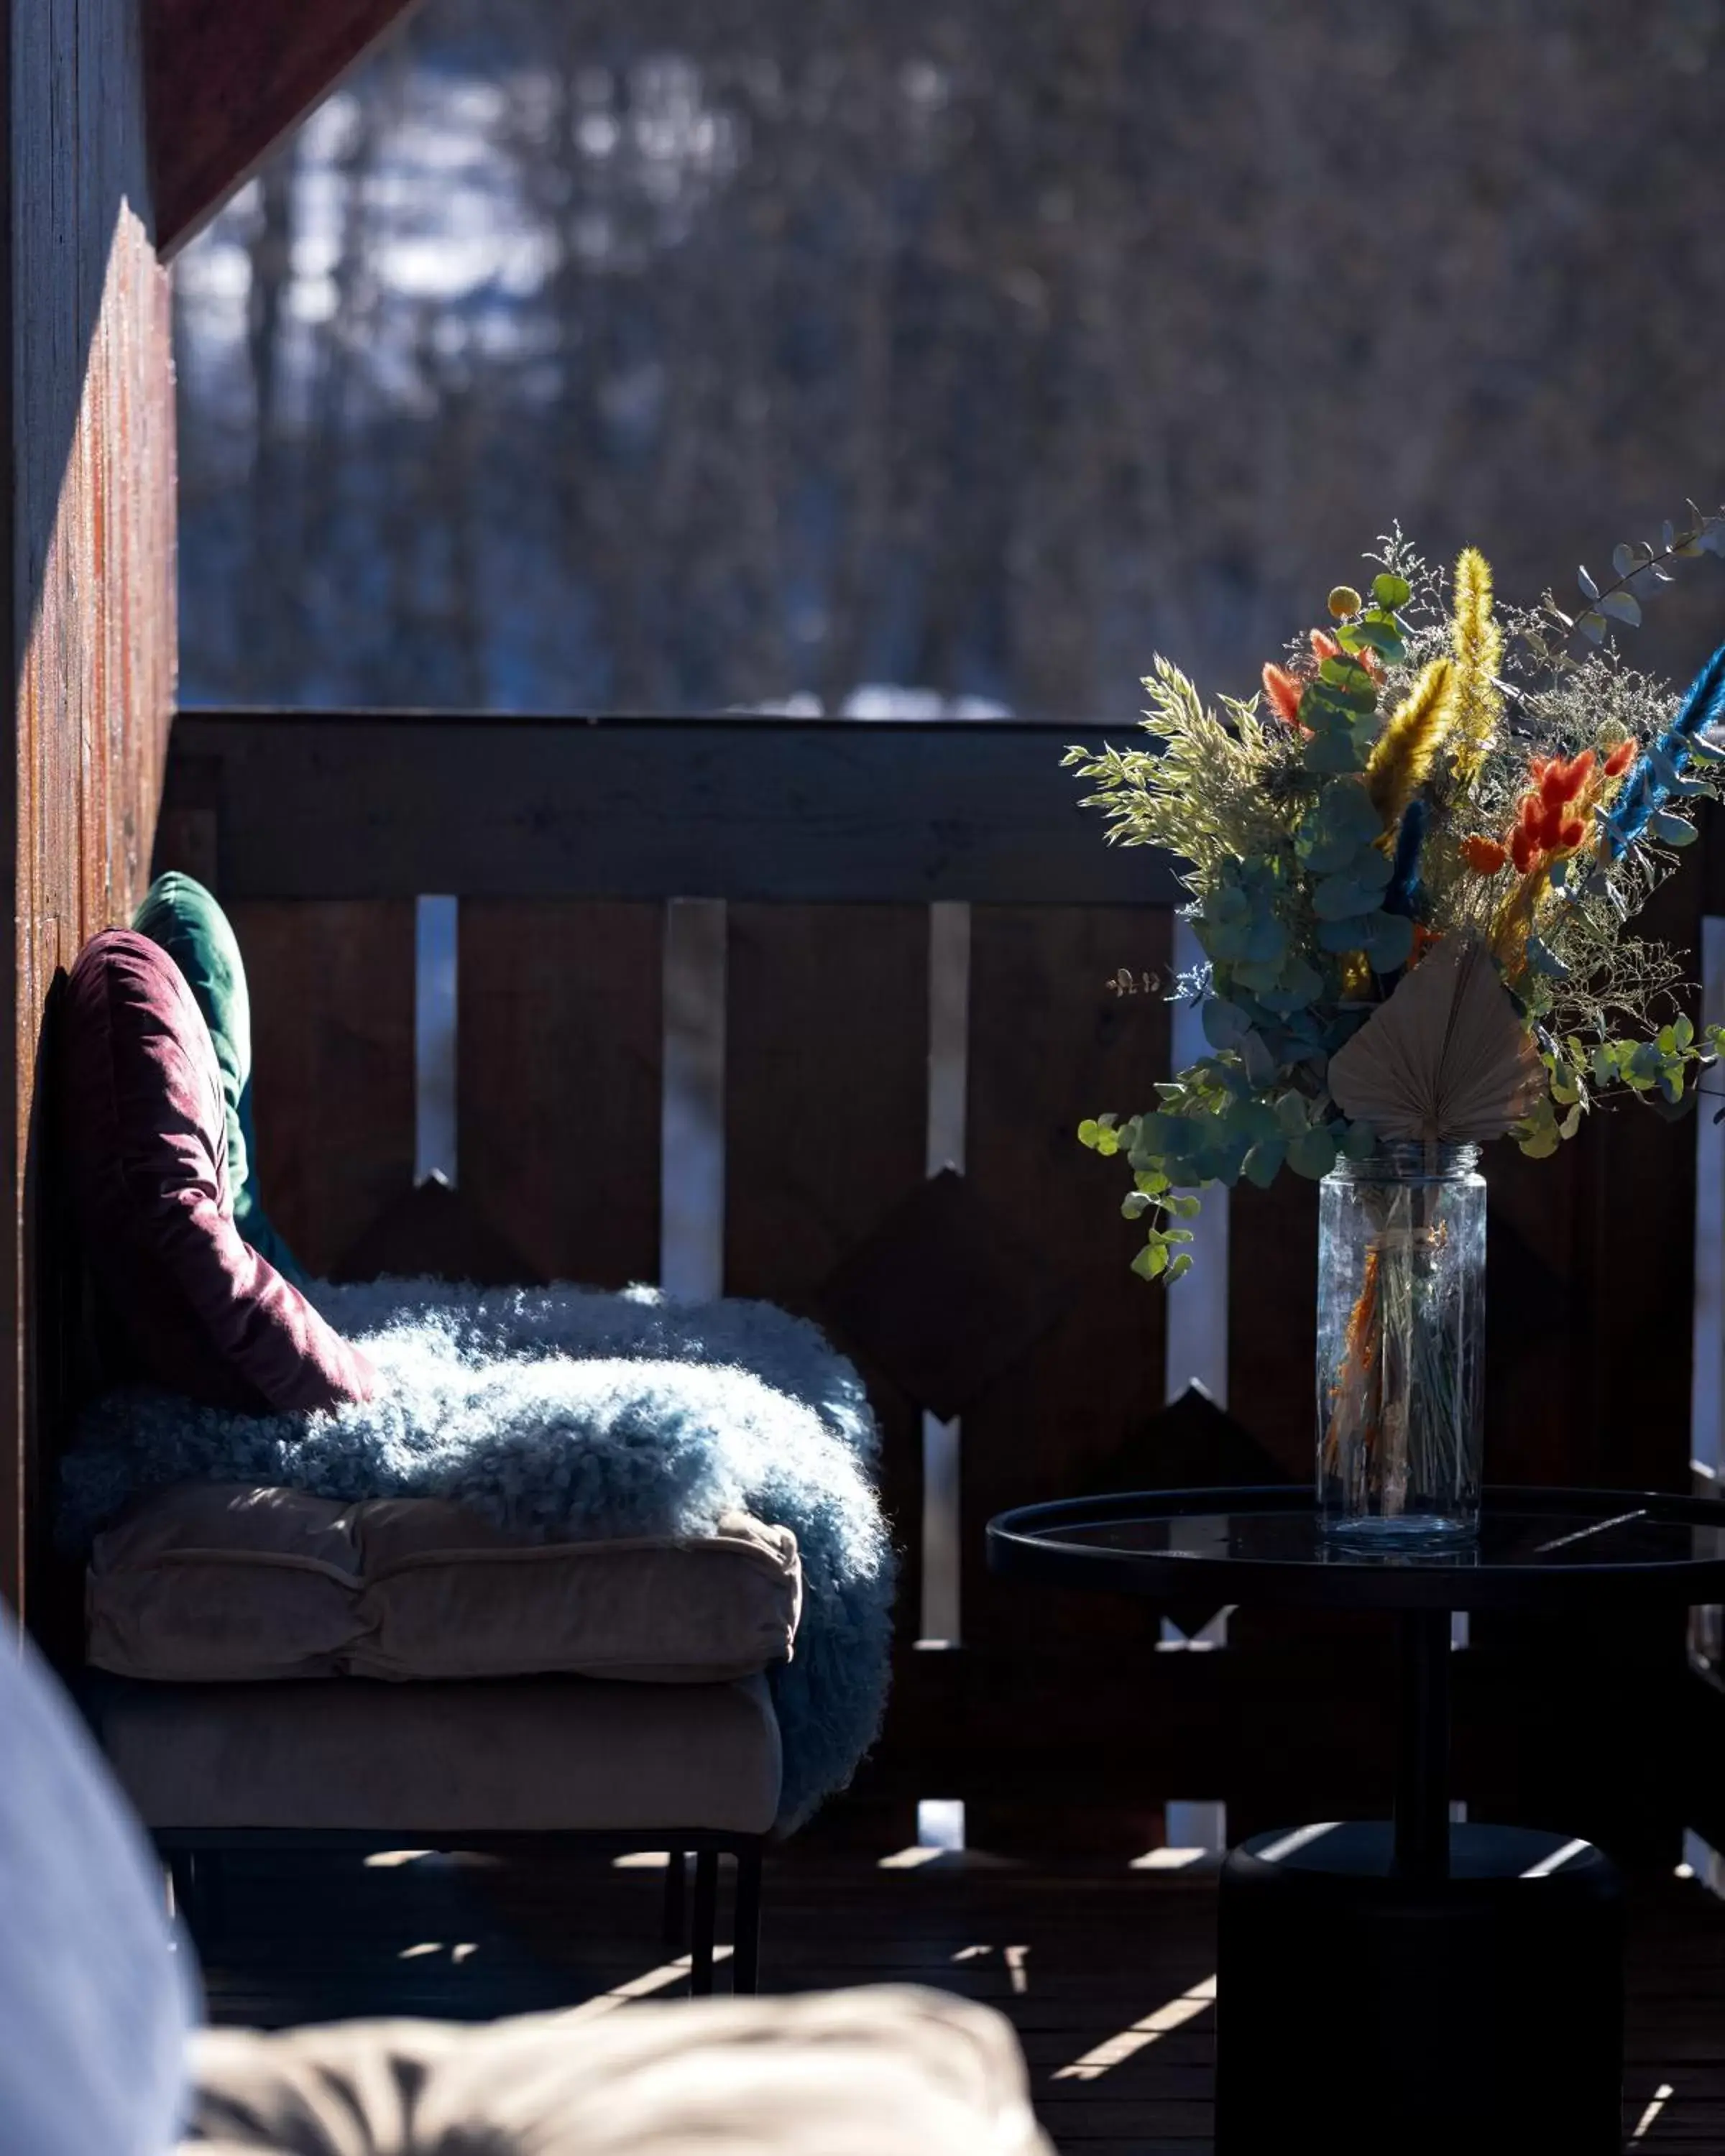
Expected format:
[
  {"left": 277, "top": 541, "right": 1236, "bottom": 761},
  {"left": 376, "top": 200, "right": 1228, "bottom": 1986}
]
[{"left": 58, "top": 1281, "right": 894, "bottom": 1831}]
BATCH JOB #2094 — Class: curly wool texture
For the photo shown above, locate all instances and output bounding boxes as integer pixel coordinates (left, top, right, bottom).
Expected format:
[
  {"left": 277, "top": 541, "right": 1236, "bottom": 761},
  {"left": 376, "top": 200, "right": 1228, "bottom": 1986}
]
[{"left": 59, "top": 1281, "right": 893, "bottom": 1832}]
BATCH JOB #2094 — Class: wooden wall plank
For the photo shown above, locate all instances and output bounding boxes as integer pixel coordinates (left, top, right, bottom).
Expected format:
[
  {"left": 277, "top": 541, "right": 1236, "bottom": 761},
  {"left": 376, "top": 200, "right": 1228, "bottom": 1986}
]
[
  {"left": 458, "top": 900, "right": 663, "bottom": 1289},
  {"left": 144, "top": 0, "right": 423, "bottom": 256},
  {"left": 231, "top": 903, "right": 415, "bottom": 1279},
  {"left": 724, "top": 903, "right": 928, "bottom": 1771},
  {"left": 1227, "top": 1178, "right": 1319, "bottom": 1479},
  {"left": 6, "top": 0, "right": 175, "bottom": 1620},
  {"left": 957, "top": 907, "right": 1172, "bottom": 1750},
  {"left": 163, "top": 715, "right": 1184, "bottom": 906}
]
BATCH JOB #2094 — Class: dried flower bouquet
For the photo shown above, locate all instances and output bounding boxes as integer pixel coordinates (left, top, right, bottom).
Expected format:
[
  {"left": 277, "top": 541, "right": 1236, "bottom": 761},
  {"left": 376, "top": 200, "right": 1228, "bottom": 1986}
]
[{"left": 1069, "top": 507, "right": 1725, "bottom": 1286}]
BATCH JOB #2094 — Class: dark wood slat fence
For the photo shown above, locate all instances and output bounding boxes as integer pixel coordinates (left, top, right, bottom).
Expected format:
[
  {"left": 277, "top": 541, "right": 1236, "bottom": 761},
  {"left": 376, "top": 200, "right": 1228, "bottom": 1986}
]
[{"left": 158, "top": 712, "right": 1714, "bottom": 1851}]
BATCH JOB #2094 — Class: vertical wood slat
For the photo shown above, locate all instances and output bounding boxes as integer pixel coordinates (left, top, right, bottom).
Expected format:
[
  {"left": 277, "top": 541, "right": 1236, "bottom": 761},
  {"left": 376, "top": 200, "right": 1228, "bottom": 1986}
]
[
  {"left": 722, "top": 903, "right": 929, "bottom": 1755},
  {"left": 9, "top": 0, "right": 175, "bottom": 1622},
  {"left": 959, "top": 907, "right": 1172, "bottom": 1669},
  {"left": 458, "top": 901, "right": 663, "bottom": 1289},
  {"left": 231, "top": 902, "right": 415, "bottom": 1277}
]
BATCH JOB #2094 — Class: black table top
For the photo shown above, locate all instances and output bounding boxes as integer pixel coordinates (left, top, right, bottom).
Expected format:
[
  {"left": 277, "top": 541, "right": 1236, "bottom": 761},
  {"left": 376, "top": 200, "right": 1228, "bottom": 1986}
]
[{"left": 985, "top": 1485, "right": 1725, "bottom": 1612}]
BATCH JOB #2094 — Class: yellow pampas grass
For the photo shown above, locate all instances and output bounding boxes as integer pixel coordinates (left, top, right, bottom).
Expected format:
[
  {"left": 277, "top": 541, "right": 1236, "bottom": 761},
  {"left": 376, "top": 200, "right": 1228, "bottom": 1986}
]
[
  {"left": 1448, "top": 547, "right": 1503, "bottom": 783},
  {"left": 1366, "top": 657, "right": 1455, "bottom": 824}
]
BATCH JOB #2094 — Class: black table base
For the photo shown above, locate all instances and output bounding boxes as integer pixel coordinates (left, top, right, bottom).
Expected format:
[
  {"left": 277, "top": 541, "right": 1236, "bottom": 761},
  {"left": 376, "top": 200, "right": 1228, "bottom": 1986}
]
[
  {"left": 987, "top": 1486, "right": 1725, "bottom": 2150},
  {"left": 1214, "top": 1821, "right": 1624, "bottom": 2156}
]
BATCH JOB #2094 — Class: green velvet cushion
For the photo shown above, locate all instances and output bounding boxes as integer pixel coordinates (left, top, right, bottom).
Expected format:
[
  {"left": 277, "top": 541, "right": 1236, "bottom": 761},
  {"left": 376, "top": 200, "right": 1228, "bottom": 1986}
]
[{"left": 132, "top": 872, "right": 308, "bottom": 1286}]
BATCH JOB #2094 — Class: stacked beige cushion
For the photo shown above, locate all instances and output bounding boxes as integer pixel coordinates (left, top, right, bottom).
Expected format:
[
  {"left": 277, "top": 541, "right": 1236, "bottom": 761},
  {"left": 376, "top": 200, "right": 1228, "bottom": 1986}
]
[
  {"left": 182, "top": 1986, "right": 1053, "bottom": 2155},
  {"left": 93, "top": 1670, "right": 783, "bottom": 1834},
  {"left": 88, "top": 1483, "right": 801, "bottom": 1685}
]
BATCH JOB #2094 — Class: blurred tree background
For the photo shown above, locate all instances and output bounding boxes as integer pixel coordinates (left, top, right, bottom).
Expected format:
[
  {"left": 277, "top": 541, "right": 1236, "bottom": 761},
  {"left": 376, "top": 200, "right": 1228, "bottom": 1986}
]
[{"left": 175, "top": 0, "right": 1725, "bottom": 718}]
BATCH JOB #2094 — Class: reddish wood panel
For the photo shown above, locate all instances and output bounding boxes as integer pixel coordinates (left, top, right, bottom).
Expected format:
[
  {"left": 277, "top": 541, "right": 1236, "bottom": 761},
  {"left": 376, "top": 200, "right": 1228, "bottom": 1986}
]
[
  {"left": 231, "top": 903, "right": 416, "bottom": 1278},
  {"left": 5, "top": 0, "right": 176, "bottom": 1616},
  {"left": 458, "top": 901, "right": 663, "bottom": 1289},
  {"left": 144, "top": 0, "right": 423, "bottom": 255},
  {"left": 959, "top": 907, "right": 1172, "bottom": 1685},
  {"left": 723, "top": 905, "right": 928, "bottom": 1710}
]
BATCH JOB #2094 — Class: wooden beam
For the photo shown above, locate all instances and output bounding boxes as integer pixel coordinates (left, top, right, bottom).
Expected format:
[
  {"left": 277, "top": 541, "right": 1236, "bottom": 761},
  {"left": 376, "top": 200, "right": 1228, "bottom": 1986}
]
[
  {"left": 164, "top": 713, "right": 1185, "bottom": 905},
  {"left": 144, "top": 0, "right": 424, "bottom": 258},
  {"left": 7, "top": 0, "right": 176, "bottom": 1639}
]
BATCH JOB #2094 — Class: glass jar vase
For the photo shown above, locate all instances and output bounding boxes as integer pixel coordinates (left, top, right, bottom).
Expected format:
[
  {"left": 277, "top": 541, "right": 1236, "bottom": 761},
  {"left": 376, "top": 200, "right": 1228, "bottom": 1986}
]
[{"left": 1317, "top": 1142, "right": 1486, "bottom": 1546}]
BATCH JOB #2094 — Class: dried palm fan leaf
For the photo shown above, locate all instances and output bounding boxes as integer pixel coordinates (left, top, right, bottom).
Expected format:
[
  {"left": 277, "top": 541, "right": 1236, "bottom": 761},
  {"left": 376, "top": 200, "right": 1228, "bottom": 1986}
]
[{"left": 1327, "top": 936, "right": 1542, "bottom": 1143}]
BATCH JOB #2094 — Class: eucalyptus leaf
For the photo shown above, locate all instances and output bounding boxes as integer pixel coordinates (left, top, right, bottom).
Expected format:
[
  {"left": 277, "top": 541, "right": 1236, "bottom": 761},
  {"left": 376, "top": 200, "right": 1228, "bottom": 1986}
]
[
  {"left": 1578, "top": 565, "right": 1599, "bottom": 601},
  {"left": 1361, "top": 912, "right": 1415, "bottom": 971},
  {"left": 1287, "top": 1125, "right": 1339, "bottom": 1178},
  {"left": 1648, "top": 808, "right": 1698, "bottom": 846},
  {"left": 1240, "top": 1030, "right": 1277, "bottom": 1086},
  {"left": 1201, "top": 998, "right": 1251, "bottom": 1050},
  {"left": 1274, "top": 1091, "right": 1310, "bottom": 1135},
  {"left": 1577, "top": 611, "right": 1608, "bottom": 645},
  {"left": 1599, "top": 590, "right": 1641, "bottom": 627},
  {"left": 1316, "top": 913, "right": 1374, "bottom": 954}
]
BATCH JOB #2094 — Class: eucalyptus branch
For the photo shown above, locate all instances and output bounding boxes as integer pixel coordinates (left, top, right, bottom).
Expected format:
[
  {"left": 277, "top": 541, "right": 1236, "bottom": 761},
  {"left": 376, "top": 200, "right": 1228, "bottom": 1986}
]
[{"left": 1536, "top": 500, "right": 1725, "bottom": 667}]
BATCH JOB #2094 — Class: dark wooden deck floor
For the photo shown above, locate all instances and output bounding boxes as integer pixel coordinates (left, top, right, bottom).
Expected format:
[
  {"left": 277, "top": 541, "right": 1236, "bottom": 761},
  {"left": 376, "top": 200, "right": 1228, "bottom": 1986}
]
[{"left": 189, "top": 1836, "right": 1725, "bottom": 2153}]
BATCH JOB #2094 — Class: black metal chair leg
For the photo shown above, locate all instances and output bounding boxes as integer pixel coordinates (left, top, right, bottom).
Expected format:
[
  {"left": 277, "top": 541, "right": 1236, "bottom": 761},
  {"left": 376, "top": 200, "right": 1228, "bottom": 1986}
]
[
  {"left": 662, "top": 1849, "right": 688, "bottom": 1946},
  {"left": 689, "top": 1850, "right": 718, "bottom": 1995},
  {"left": 732, "top": 1843, "right": 763, "bottom": 1994}
]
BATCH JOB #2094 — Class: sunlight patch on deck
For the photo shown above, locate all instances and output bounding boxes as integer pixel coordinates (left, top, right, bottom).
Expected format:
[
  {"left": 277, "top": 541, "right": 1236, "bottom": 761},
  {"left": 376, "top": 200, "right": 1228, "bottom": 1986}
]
[
  {"left": 1630, "top": 2083, "right": 1675, "bottom": 2141},
  {"left": 1520, "top": 1836, "right": 1591, "bottom": 1879},
  {"left": 1255, "top": 1821, "right": 1341, "bottom": 1864},
  {"left": 878, "top": 1845, "right": 950, "bottom": 1870},
  {"left": 1052, "top": 1974, "right": 1218, "bottom": 2081},
  {"left": 566, "top": 1947, "right": 732, "bottom": 2022},
  {"left": 947, "top": 1943, "right": 1029, "bottom": 1991}
]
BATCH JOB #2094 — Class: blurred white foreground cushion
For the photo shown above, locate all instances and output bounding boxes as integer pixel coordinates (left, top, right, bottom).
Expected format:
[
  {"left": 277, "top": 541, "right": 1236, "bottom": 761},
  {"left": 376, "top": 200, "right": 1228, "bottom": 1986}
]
[
  {"left": 183, "top": 1986, "right": 1052, "bottom": 2155},
  {"left": 0, "top": 1613, "right": 194, "bottom": 2156}
]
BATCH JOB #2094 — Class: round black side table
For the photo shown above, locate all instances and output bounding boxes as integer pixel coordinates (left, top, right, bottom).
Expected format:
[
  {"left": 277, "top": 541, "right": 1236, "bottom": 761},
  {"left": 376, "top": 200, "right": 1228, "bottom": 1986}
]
[{"left": 987, "top": 1485, "right": 1725, "bottom": 2156}]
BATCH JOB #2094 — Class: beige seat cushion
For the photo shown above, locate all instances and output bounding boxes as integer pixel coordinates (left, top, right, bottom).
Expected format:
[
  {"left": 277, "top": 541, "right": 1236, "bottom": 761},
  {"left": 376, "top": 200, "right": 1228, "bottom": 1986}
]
[
  {"left": 91, "top": 1672, "right": 781, "bottom": 1834},
  {"left": 182, "top": 1986, "right": 1052, "bottom": 2155},
  {"left": 88, "top": 1483, "right": 801, "bottom": 1685}
]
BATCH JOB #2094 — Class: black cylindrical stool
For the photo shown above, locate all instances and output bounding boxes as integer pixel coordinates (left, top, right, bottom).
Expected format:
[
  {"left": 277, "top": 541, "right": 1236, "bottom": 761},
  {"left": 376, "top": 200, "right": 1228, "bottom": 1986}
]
[{"left": 1215, "top": 1822, "right": 1623, "bottom": 2156}]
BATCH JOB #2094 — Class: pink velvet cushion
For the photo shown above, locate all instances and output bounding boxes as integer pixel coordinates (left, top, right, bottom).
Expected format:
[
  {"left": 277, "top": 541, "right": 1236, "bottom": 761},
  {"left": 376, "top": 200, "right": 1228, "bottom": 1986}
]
[{"left": 63, "top": 930, "right": 376, "bottom": 1413}]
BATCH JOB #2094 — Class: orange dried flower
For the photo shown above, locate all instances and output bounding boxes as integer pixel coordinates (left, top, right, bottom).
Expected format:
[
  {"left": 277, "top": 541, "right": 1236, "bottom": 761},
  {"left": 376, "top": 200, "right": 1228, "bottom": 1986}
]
[
  {"left": 1604, "top": 739, "right": 1637, "bottom": 778},
  {"left": 1510, "top": 827, "right": 1538, "bottom": 875},
  {"left": 1560, "top": 818, "right": 1585, "bottom": 850},
  {"left": 1462, "top": 834, "right": 1508, "bottom": 875},
  {"left": 1262, "top": 664, "right": 1304, "bottom": 725},
  {"left": 1558, "top": 750, "right": 1595, "bottom": 801}
]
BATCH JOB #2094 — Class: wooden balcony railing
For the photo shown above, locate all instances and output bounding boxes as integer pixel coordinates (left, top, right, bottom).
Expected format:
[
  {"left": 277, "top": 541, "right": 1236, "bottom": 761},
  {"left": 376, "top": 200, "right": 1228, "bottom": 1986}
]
[{"left": 151, "top": 710, "right": 1715, "bottom": 1848}]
